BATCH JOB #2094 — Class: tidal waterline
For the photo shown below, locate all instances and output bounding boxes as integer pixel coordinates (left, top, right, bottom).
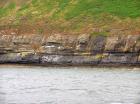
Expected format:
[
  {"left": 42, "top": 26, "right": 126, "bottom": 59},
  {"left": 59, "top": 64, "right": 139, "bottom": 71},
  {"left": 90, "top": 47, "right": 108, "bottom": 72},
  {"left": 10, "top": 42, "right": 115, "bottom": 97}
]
[{"left": 0, "top": 65, "right": 140, "bottom": 104}]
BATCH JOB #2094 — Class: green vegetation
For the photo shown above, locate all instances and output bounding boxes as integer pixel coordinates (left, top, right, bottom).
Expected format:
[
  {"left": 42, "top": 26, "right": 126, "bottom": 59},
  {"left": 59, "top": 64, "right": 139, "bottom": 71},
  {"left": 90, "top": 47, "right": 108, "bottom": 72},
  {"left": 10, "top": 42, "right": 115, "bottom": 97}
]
[
  {"left": 0, "top": 2, "right": 16, "bottom": 17},
  {"left": 0, "top": 0, "right": 140, "bottom": 34}
]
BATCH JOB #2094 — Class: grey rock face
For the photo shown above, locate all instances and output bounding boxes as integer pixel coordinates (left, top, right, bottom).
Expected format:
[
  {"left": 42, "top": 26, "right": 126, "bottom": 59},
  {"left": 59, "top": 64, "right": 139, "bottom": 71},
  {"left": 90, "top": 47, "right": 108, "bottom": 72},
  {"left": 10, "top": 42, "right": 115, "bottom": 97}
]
[
  {"left": 104, "top": 36, "right": 126, "bottom": 52},
  {"left": 138, "top": 55, "right": 140, "bottom": 63},
  {"left": 0, "top": 33, "right": 139, "bottom": 66},
  {"left": 0, "top": 47, "right": 14, "bottom": 54},
  {"left": 41, "top": 55, "right": 101, "bottom": 65},
  {"left": 41, "top": 55, "right": 64, "bottom": 64},
  {"left": 102, "top": 53, "right": 138, "bottom": 64},
  {"left": 72, "top": 55, "right": 101, "bottom": 64},
  {"left": 0, "top": 35, "right": 13, "bottom": 45},
  {"left": 0, "top": 53, "right": 22, "bottom": 63},
  {"left": 134, "top": 36, "right": 140, "bottom": 53},
  {"left": 89, "top": 36, "right": 106, "bottom": 54},
  {"left": 21, "top": 53, "right": 40, "bottom": 63},
  {"left": 105, "top": 36, "right": 119, "bottom": 52},
  {"left": 76, "top": 34, "right": 90, "bottom": 52},
  {"left": 12, "top": 35, "right": 31, "bottom": 45},
  {"left": 124, "top": 35, "right": 139, "bottom": 52},
  {"left": 42, "top": 43, "right": 62, "bottom": 54},
  {"left": 47, "top": 34, "right": 63, "bottom": 43}
]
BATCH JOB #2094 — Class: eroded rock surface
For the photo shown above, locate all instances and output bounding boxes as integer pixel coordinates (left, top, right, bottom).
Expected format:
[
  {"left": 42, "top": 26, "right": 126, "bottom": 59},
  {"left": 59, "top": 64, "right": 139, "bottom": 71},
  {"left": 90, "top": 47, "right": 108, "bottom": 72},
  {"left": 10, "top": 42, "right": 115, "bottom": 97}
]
[{"left": 0, "top": 33, "right": 139, "bottom": 66}]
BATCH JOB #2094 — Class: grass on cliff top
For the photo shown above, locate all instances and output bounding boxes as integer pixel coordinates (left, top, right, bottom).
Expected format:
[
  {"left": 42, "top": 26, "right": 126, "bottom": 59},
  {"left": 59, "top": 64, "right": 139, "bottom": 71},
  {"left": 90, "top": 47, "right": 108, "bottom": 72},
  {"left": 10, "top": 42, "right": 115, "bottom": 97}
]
[
  {"left": 0, "top": 0, "right": 140, "bottom": 18},
  {"left": 0, "top": 0, "right": 140, "bottom": 35}
]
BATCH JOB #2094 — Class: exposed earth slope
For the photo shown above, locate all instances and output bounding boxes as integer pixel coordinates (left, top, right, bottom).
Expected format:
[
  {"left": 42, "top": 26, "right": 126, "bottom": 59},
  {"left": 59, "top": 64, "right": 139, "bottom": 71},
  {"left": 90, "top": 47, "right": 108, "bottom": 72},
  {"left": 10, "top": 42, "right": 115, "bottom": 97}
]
[{"left": 0, "top": 0, "right": 140, "bottom": 35}]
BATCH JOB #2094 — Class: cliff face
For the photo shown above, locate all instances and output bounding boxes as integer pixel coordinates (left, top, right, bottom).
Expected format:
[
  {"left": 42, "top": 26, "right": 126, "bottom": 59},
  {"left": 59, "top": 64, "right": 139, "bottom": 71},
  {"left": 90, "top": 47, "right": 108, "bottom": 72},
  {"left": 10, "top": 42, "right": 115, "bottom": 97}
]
[{"left": 0, "top": 32, "right": 140, "bottom": 66}]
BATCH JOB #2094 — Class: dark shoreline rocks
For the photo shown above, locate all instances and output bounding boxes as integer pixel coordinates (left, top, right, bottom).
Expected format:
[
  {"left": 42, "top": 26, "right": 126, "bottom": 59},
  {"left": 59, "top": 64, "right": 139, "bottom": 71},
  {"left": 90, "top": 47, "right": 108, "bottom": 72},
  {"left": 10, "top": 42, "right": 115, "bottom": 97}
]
[{"left": 0, "top": 34, "right": 140, "bottom": 67}]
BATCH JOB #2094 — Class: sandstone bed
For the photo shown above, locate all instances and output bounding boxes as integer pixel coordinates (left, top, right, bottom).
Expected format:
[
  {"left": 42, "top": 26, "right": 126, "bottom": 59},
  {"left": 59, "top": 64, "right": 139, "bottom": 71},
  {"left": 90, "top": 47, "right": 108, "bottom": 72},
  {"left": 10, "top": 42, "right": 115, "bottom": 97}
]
[{"left": 0, "top": 33, "right": 140, "bottom": 66}]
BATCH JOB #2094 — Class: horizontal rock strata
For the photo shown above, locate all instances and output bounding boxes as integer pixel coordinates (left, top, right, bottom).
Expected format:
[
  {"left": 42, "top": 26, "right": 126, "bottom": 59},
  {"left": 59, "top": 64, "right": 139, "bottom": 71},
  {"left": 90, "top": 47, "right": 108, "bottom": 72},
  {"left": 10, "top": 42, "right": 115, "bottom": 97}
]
[{"left": 0, "top": 33, "right": 139, "bottom": 66}]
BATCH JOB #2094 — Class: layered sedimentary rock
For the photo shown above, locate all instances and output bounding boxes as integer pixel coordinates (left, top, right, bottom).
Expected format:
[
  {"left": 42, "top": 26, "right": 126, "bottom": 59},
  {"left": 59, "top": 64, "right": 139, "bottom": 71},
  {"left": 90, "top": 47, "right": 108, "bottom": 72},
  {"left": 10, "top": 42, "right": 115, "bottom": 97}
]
[{"left": 0, "top": 32, "right": 139, "bottom": 66}]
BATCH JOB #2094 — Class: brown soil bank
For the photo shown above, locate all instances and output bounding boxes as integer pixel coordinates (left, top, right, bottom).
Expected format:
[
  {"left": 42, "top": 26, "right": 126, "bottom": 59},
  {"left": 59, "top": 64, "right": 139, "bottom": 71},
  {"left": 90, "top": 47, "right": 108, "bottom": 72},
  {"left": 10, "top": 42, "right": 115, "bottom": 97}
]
[{"left": 0, "top": 33, "right": 140, "bottom": 66}]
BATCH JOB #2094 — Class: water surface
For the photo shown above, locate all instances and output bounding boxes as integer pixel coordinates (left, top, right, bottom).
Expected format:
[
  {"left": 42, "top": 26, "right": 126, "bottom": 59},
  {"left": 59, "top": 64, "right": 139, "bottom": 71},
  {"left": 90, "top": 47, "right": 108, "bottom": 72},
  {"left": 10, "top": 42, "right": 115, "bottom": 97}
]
[{"left": 0, "top": 65, "right": 140, "bottom": 104}]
